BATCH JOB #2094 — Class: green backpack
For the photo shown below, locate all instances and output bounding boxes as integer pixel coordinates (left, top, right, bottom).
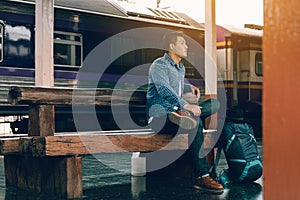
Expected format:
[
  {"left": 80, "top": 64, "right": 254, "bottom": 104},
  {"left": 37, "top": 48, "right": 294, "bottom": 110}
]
[{"left": 210, "top": 121, "right": 263, "bottom": 186}]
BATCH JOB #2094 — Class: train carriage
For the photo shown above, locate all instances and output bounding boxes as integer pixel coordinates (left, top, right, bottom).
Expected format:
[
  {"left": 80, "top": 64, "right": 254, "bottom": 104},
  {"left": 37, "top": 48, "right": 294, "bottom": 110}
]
[{"left": 0, "top": 0, "right": 205, "bottom": 133}]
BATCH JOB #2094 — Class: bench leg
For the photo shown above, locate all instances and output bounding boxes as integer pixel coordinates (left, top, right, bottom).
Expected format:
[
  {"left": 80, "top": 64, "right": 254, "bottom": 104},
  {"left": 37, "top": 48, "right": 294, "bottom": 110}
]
[
  {"left": 4, "top": 155, "right": 82, "bottom": 199},
  {"left": 28, "top": 105, "right": 55, "bottom": 136}
]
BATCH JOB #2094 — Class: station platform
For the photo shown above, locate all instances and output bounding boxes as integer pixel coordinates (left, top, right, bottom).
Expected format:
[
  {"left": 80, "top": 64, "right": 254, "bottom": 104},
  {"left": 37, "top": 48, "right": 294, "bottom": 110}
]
[{"left": 0, "top": 139, "right": 263, "bottom": 199}]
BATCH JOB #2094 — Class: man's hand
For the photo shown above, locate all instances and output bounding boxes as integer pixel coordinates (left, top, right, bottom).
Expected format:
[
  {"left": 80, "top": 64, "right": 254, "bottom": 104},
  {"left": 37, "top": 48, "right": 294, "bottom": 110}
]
[
  {"left": 190, "top": 85, "right": 201, "bottom": 98},
  {"left": 183, "top": 104, "right": 202, "bottom": 117},
  {"left": 183, "top": 92, "right": 199, "bottom": 104}
]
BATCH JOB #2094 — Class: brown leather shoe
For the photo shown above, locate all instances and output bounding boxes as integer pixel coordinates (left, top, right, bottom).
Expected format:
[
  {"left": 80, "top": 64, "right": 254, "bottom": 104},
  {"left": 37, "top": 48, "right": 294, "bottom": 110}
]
[
  {"left": 168, "top": 111, "right": 197, "bottom": 130},
  {"left": 193, "top": 176, "right": 224, "bottom": 194}
]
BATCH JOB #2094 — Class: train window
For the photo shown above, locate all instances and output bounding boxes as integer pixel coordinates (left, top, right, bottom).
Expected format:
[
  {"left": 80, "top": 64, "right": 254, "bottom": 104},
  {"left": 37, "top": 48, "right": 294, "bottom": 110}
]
[
  {"left": 54, "top": 31, "right": 82, "bottom": 68},
  {"left": 255, "top": 53, "right": 263, "bottom": 76},
  {"left": 0, "top": 23, "right": 3, "bottom": 62}
]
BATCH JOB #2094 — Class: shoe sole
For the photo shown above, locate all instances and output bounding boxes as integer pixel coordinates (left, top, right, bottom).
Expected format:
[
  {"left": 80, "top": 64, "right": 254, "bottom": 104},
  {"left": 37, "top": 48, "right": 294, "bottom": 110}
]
[
  {"left": 193, "top": 185, "right": 224, "bottom": 194},
  {"left": 168, "top": 112, "right": 197, "bottom": 130}
]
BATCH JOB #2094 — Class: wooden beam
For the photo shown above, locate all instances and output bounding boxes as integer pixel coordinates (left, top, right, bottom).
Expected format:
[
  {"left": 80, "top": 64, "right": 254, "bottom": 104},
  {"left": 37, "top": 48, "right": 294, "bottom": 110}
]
[
  {"left": 8, "top": 86, "right": 146, "bottom": 106},
  {"left": 19, "top": 133, "right": 188, "bottom": 157}
]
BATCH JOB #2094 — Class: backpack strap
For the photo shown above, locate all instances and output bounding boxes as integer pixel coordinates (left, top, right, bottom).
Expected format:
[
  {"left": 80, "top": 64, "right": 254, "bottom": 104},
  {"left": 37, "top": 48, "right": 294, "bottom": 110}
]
[{"left": 225, "top": 134, "right": 236, "bottom": 152}]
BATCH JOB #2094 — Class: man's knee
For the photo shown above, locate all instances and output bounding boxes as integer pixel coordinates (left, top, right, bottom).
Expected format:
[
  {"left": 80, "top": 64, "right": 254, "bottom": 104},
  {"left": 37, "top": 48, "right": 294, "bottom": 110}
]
[
  {"left": 210, "top": 98, "right": 220, "bottom": 112},
  {"left": 201, "top": 98, "right": 220, "bottom": 113}
]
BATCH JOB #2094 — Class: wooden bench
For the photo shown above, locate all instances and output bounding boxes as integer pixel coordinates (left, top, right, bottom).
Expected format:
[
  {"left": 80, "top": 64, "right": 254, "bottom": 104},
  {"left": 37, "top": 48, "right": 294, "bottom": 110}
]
[
  {"left": 1, "top": 86, "right": 193, "bottom": 199},
  {"left": 2, "top": 86, "right": 218, "bottom": 198}
]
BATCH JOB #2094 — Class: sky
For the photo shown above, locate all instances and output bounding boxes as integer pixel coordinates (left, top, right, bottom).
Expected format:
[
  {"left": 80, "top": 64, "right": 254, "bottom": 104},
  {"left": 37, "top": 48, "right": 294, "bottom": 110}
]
[{"left": 130, "top": 0, "right": 264, "bottom": 27}]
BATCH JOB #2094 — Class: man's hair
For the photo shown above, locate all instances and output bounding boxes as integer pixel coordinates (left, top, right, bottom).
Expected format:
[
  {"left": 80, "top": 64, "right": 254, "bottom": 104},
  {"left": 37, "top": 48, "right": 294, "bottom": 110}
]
[{"left": 162, "top": 31, "right": 185, "bottom": 51}]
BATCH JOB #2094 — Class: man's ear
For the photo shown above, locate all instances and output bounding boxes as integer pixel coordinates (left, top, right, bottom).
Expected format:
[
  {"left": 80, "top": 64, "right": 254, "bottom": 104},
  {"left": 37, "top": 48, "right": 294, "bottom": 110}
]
[{"left": 169, "top": 43, "right": 175, "bottom": 51}]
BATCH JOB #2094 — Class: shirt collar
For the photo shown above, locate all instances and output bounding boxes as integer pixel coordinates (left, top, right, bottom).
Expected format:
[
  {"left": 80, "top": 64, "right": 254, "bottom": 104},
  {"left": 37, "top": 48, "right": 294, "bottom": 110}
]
[{"left": 163, "top": 53, "right": 183, "bottom": 70}]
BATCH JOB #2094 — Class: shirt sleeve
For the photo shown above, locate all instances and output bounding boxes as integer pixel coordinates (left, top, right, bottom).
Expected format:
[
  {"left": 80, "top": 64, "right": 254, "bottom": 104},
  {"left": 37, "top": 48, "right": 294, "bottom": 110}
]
[{"left": 149, "top": 63, "right": 188, "bottom": 109}]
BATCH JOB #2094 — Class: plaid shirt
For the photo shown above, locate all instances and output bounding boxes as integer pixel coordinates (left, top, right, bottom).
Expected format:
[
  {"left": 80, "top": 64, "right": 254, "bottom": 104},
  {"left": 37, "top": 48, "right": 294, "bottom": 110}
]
[{"left": 146, "top": 53, "right": 192, "bottom": 119}]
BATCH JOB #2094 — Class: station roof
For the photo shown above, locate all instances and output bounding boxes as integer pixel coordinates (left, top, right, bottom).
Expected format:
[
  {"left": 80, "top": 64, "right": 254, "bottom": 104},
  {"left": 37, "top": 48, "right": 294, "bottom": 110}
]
[{"left": 216, "top": 24, "right": 263, "bottom": 42}]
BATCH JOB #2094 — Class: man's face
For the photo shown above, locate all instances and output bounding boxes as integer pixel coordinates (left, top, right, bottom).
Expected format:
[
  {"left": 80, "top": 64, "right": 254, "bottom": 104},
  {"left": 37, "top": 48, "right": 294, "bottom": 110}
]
[{"left": 171, "top": 36, "right": 188, "bottom": 58}]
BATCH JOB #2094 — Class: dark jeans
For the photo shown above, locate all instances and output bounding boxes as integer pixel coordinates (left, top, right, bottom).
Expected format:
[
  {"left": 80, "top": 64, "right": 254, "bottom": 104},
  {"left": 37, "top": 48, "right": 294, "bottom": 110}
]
[{"left": 150, "top": 98, "right": 220, "bottom": 178}]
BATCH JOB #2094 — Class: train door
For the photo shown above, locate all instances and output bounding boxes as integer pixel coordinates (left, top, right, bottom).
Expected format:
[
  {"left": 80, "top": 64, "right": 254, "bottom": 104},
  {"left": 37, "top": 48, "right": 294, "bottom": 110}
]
[{"left": 233, "top": 38, "right": 263, "bottom": 138}]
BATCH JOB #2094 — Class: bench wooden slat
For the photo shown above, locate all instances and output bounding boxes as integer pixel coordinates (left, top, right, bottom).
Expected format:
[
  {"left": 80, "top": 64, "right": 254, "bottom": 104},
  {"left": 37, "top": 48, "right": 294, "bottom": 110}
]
[
  {"left": 8, "top": 86, "right": 146, "bottom": 106},
  {"left": 0, "top": 130, "right": 218, "bottom": 156},
  {"left": 0, "top": 133, "right": 188, "bottom": 156}
]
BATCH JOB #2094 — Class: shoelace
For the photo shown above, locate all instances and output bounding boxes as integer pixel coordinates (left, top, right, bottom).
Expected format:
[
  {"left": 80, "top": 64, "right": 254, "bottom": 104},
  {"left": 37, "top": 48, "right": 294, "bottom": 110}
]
[{"left": 202, "top": 176, "right": 218, "bottom": 184}]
